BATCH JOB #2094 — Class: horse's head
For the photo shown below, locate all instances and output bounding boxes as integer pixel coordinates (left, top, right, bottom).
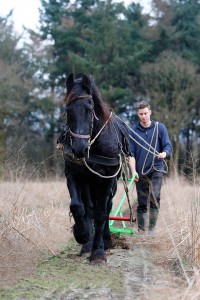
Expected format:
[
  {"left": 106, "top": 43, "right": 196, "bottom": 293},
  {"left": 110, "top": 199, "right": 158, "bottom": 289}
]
[{"left": 65, "top": 73, "right": 95, "bottom": 158}]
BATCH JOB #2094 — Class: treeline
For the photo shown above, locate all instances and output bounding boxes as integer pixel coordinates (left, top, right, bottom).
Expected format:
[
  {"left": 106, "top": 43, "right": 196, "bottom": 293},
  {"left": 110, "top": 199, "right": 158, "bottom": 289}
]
[{"left": 0, "top": 0, "right": 200, "bottom": 177}]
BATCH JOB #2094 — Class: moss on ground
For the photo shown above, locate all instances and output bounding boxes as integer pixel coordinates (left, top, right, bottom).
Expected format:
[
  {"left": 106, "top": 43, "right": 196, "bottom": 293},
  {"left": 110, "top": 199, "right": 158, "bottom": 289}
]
[{"left": 0, "top": 239, "right": 125, "bottom": 299}]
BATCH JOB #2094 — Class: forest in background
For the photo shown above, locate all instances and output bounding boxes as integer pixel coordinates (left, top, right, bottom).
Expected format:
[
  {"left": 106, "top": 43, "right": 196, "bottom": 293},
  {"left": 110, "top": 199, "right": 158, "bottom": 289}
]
[{"left": 0, "top": 0, "right": 199, "bottom": 178}]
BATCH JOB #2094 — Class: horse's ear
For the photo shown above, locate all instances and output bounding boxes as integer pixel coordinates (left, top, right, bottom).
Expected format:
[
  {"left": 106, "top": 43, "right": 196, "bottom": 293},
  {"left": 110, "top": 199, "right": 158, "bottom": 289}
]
[
  {"left": 66, "top": 73, "right": 74, "bottom": 92},
  {"left": 82, "top": 74, "right": 92, "bottom": 94}
]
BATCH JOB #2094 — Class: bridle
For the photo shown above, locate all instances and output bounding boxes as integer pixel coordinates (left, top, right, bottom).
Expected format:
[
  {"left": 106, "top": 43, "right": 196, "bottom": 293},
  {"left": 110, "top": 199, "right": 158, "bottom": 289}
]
[{"left": 66, "top": 94, "right": 99, "bottom": 141}]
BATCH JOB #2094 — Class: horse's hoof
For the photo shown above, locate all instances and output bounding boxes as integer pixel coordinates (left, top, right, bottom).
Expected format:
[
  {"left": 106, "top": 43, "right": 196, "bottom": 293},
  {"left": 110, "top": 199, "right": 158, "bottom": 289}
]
[
  {"left": 90, "top": 256, "right": 107, "bottom": 264},
  {"left": 90, "top": 250, "right": 107, "bottom": 264},
  {"left": 80, "top": 241, "right": 93, "bottom": 256},
  {"left": 73, "top": 224, "right": 89, "bottom": 244}
]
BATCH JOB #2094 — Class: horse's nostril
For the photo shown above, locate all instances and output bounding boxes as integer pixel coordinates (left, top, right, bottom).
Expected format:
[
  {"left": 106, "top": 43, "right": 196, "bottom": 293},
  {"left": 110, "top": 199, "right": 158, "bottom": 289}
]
[{"left": 72, "top": 146, "right": 87, "bottom": 158}]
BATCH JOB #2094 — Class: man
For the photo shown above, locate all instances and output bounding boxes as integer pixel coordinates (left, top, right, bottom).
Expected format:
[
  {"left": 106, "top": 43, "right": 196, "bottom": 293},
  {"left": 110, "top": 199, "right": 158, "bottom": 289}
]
[{"left": 129, "top": 101, "right": 172, "bottom": 235}]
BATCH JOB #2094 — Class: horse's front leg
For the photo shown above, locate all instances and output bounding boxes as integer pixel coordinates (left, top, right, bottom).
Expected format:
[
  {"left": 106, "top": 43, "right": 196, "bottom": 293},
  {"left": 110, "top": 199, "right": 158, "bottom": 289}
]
[
  {"left": 80, "top": 184, "right": 94, "bottom": 256},
  {"left": 90, "top": 179, "right": 114, "bottom": 263},
  {"left": 103, "top": 195, "right": 113, "bottom": 250},
  {"left": 103, "top": 178, "right": 117, "bottom": 250},
  {"left": 67, "top": 175, "right": 90, "bottom": 244}
]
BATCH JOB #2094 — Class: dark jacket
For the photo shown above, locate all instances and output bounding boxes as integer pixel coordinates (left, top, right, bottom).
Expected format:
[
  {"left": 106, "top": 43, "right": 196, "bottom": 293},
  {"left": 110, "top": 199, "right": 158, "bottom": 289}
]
[{"left": 129, "top": 120, "right": 172, "bottom": 175}]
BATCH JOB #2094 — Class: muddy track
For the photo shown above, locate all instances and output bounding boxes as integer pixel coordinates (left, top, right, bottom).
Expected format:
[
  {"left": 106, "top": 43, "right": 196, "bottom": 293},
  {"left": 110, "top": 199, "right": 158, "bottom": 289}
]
[
  {"left": 0, "top": 234, "right": 183, "bottom": 299},
  {"left": 65, "top": 236, "right": 181, "bottom": 300}
]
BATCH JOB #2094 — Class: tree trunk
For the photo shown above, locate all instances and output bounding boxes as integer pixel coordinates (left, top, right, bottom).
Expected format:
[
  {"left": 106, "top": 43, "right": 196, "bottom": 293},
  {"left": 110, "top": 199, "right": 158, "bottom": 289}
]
[
  {"left": 0, "top": 125, "right": 5, "bottom": 177},
  {"left": 48, "top": 85, "right": 56, "bottom": 175}
]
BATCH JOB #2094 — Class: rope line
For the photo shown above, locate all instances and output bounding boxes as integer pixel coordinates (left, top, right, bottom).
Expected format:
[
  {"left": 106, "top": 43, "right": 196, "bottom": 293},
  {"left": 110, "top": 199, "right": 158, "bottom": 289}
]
[
  {"left": 89, "top": 111, "right": 113, "bottom": 147},
  {"left": 82, "top": 154, "right": 122, "bottom": 178}
]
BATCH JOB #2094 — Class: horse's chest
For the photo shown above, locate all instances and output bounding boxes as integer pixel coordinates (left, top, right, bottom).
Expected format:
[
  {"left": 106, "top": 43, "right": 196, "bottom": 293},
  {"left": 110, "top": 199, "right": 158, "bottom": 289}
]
[{"left": 91, "top": 132, "right": 120, "bottom": 156}]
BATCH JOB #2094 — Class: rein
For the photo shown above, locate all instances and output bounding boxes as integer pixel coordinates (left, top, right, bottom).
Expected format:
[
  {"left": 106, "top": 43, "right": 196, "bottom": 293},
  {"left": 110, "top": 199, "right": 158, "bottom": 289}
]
[{"left": 89, "top": 112, "right": 112, "bottom": 147}]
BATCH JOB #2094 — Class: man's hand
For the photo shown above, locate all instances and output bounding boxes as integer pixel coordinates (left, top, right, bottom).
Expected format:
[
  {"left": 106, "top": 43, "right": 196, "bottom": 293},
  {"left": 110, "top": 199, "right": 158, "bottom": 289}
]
[
  {"left": 56, "top": 143, "right": 64, "bottom": 151},
  {"left": 133, "top": 172, "right": 139, "bottom": 182},
  {"left": 157, "top": 152, "right": 167, "bottom": 159},
  {"left": 128, "top": 156, "right": 139, "bottom": 181}
]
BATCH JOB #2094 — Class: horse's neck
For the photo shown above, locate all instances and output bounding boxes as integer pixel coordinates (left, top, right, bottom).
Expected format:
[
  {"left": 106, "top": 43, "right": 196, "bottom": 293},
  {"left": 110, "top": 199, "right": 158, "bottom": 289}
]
[
  {"left": 92, "top": 118, "right": 104, "bottom": 136},
  {"left": 92, "top": 117, "right": 113, "bottom": 137}
]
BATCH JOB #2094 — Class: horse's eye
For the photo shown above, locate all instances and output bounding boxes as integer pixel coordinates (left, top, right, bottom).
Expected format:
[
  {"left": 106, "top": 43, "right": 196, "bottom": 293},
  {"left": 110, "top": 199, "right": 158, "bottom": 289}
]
[{"left": 88, "top": 99, "right": 93, "bottom": 105}]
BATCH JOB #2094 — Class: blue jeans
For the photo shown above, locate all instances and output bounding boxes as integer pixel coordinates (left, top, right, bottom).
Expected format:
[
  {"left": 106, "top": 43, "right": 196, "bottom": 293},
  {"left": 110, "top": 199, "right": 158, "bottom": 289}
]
[{"left": 136, "top": 171, "right": 163, "bottom": 213}]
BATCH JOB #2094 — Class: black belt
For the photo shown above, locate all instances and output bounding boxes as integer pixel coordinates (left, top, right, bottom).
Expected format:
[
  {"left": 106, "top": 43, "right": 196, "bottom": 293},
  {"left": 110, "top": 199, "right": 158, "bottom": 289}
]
[
  {"left": 86, "top": 154, "right": 120, "bottom": 166},
  {"left": 63, "top": 145, "right": 120, "bottom": 166}
]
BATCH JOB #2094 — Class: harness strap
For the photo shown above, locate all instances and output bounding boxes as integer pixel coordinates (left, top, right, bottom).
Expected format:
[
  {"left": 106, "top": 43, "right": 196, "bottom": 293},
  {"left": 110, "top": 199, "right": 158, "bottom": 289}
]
[
  {"left": 83, "top": 155, "right": 122, "bottom": 178},
  {"left": 86, "top": 154, "right": 120, "bottom": 166},
  {"left": 63, "top": 144, "right": 120, "bottom": 166}
]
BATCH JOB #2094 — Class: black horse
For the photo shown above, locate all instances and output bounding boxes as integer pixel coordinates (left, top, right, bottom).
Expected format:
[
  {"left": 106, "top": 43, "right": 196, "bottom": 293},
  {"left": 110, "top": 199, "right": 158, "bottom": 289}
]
[{"left": 58, "top": 73, "right": 130, "bottom": 263}]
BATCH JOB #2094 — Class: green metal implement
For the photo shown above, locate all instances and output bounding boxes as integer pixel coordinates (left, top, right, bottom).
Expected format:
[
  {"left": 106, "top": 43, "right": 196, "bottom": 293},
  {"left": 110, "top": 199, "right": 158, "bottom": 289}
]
[{"left": 109, "top": 175, "right": 137, "bottom": 236}]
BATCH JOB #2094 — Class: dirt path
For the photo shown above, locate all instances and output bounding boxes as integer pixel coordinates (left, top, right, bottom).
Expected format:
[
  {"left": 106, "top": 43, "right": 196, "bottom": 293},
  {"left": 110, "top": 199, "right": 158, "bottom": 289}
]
[
  {"left": 64, "top": 236, "right": 182, "bottom": 300},
  {"left": 108, "top": 239, "right": 181, "bottom": 300},
  {"left": 0, "top": 234, "right": 183, "bottom": 300}
]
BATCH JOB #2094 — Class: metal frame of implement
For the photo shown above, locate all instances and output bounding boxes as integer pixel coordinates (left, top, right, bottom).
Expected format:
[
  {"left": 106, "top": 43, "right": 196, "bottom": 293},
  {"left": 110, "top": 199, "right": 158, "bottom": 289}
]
[{"left": 109, "top": 175, "right": 137, "bottom": 236}]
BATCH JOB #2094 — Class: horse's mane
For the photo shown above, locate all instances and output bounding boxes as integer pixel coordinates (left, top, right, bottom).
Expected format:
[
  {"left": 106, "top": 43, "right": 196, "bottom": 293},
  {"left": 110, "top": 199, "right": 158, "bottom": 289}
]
[
  {"left": 64, "top": 75, "right": 111, "bottom": 124},
  {"left": 90, "top": 76, "right": 111, "bottom": 123}
]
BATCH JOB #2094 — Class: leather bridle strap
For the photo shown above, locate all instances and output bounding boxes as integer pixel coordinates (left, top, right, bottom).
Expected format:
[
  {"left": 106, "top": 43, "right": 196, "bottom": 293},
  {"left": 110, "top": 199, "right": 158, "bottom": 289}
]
[
  {"left": 69, "top": 130, "right": 90, "bottom": 139},
  {"left": 66, "top": 95, "right": 92, "bottom": 104},
  {"left": 67, "top": 95, "right": 94, "bottom": 139}
]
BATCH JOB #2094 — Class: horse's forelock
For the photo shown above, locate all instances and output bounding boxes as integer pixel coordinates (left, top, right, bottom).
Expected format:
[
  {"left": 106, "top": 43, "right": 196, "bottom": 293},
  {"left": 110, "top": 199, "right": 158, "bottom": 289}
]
[{"left": 64, "top": 81, "right": 89, "bottom": 104}]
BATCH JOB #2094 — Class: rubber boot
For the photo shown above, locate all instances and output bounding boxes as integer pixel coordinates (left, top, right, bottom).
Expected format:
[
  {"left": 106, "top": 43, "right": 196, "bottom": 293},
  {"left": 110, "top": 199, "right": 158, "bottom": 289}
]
[
  {"left": 137, "top": 212, "right": 147, "bottom": 234},
  {"left": 148, "top": 208, "right": 159, "bottom": 236}
]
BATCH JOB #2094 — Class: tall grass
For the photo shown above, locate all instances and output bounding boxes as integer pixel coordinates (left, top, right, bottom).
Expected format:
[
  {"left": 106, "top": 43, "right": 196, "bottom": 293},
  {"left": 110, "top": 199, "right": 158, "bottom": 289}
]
[
  {"left": 0, "top": 152, "right": 73, "bottom": 285},
  {"left": 156, "top": 173, "right": 200, "bottom": 298}
]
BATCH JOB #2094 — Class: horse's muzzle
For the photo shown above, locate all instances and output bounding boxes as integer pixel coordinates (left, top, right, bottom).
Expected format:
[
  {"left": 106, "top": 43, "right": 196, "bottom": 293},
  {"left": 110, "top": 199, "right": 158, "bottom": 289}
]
[{"left": 71, "top": 139, "right": 89, "bottom": 158}]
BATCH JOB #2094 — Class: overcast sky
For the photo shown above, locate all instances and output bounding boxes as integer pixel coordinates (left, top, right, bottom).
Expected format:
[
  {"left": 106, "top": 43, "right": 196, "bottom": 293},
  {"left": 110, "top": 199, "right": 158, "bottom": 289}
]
[{"left": 1, "top": 0, "right": 151, "bottom": 33}]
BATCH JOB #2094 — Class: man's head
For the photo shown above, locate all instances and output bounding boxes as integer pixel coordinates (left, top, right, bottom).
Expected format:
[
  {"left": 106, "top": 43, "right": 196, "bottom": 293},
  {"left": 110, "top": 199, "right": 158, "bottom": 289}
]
[
  {"left": 137, "top": 101, "right": 151, "bottom": 111},
  {"left": 136, "top": 101, "right": 151, "bottom": 127}
]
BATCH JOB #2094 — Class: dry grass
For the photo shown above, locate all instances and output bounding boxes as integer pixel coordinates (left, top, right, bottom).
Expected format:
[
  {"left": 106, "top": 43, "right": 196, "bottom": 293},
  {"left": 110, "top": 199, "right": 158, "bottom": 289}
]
[
  {"left": 0, "top": 180, "right": 73, "bottom": 285},
  {"left": 154, "top": 174, "right": 200, "bottom": 299}
]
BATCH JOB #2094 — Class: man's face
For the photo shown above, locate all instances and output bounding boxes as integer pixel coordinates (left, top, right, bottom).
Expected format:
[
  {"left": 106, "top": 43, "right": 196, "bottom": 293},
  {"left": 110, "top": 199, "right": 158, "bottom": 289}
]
[{"left": 137, "top": 107, "right": 151, "bottom": 125}]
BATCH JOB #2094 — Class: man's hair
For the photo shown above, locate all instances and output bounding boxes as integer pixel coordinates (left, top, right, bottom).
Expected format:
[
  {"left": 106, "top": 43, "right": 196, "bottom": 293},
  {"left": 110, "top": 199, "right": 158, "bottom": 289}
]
[{"left": 137, "top": 101, "right": 151, "bottom": 111}]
